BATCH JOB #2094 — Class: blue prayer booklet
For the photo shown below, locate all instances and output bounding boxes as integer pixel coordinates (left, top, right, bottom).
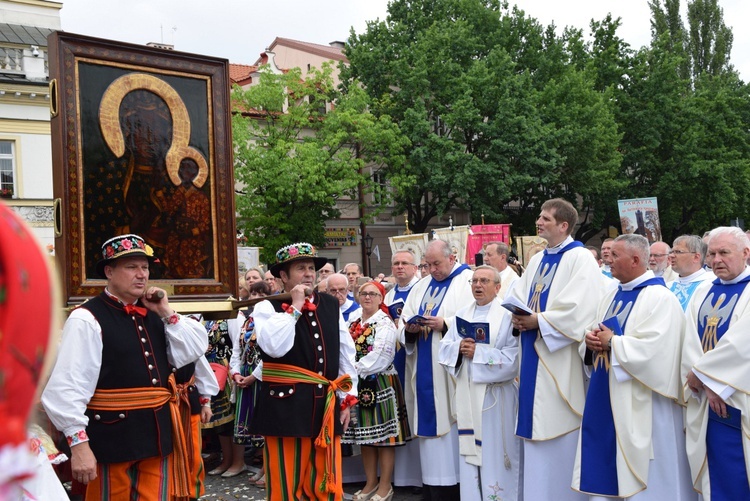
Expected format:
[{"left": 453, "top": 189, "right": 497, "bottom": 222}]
[
  {"left": 455, "top": 316, "right": 490, "bottom": 344},
  {"left": 388, "top": 301, "right": 404, "bottom": 320},
  {"left": 406, "top": 314, "right": 428, "bottom": 325},
  {"left": 600, "top": 315, "right": 623, "bottom": 336}
]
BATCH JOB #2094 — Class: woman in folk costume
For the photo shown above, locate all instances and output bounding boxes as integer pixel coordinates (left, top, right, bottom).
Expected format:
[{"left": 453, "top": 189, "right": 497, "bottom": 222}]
[
  {"left": 438, "top": 265, "right": 522, "bottom": 501},
  {"left": 229, "top": 279, "right": 271, "bottom": 487},
  {"left": 343, "top": 281, "right": 411, "bottom": 501},
  {"left": 203, "top": 316, "right": 247, "bottom": 477}
]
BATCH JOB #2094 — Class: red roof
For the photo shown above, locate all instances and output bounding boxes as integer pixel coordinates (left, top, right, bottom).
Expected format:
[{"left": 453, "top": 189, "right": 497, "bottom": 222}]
[
  {"left": 229, "top": 63, "right": 257, "bottom": 85},
  {"left": 257, "top": 37, "right": 348, "bottom": 65}
]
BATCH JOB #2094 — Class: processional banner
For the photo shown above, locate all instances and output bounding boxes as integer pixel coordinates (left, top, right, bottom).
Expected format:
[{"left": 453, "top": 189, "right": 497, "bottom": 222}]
[
  {"left": 617, "top": 197, "right": 662, "bottom": 243},
  {"left": 388, "top": 234, "right": 430, "bottom": 265}
]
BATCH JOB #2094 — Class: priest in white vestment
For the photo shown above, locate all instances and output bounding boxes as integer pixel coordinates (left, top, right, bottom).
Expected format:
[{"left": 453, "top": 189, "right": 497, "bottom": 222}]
[
  {"left": 483, "top": 241, "right": 519, "bottom": 299},
  {"left": 504, "top": 198, "right": 603, "bottom": 501},
  {"left": 384, "top": 250, "right": 423, "bottom": 488},
  {"left": 573, "top": 234, "right": 695, "bottom": 500},
  {"left": 667, "top": 234, "right": 714, "bottom": 311},
  {"left": 398, "top": 239, "right": 473, "bottom": 499},
  {"left": 682, "top": 226, "right": 750, "bottom": 500},
  {"left": 439, "top": 265, "right": 521, "bottom": 501}
]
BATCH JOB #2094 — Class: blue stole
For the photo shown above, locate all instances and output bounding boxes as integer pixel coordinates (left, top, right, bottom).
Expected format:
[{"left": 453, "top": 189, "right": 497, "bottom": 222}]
[
  {"left": 697, "top": 276, "right": 750, "bottom": 500},
  {"left": 516, "top": 240, "right": 583, "bottom": 439},
  {"left": 579, "top": 277, "right": 664, "bottom": 495},
  {"left": 389, "top": 285, "right": 413, "bottom": 388},
  {"left": 341, "top": 300, "right": 360, "bottom": 322},
  {"left": 415, "top": 263, "right": 471, "bottom": 436},
  {"left": 670, "top": 280, "right": 703, "bottom": 311}
]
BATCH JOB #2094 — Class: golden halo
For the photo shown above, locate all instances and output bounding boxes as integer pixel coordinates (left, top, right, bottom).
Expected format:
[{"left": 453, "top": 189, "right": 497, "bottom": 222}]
[{"left": 99, "top": 73, "right": 208, "bottom": 188}]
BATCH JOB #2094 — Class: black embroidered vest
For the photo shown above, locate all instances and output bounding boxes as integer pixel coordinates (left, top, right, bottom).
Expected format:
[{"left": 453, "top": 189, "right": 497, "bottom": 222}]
[
  {"left": 82, "top": 293, "right": 174, "bottom": 463},
  {"left": 250, "top": 293, "right": 343, "bottom": 437}
]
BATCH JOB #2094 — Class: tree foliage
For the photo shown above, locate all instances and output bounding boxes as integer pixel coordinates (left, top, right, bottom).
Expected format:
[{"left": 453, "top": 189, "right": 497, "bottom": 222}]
[
  {"left": 232, "top": 65, "right": 406, "bottom": 264},
  {"left": 343, "top": 0, "right": 623, "bottom": 236}
]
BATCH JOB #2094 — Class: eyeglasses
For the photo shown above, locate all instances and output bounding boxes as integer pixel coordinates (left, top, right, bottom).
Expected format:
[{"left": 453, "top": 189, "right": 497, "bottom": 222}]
[
  {"left": 669, "top": 250, "right": 695, "bottom": 255},
  {"left": 359, "top": 291, "right": 382, "bottom": 297},
  {"left": 469, "top": 278, "right": 495, "bottom": 285},
  {"left": 650, "top": 253, "right": 669, "bottom": 258},
  {"left": 418, "top": 264, "right": 429, "bottom": 270},
  {"left": 393, "top": 261, "right": 415, "bottom": 267},
  {"left": 328, "top": 288, "right": 347, "bottom": 295}
]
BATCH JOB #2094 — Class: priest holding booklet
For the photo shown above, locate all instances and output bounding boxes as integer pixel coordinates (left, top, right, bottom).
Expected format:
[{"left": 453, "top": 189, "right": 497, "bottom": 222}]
[{"left": 438, "top": 265, "right": 521, "bottom": 501}]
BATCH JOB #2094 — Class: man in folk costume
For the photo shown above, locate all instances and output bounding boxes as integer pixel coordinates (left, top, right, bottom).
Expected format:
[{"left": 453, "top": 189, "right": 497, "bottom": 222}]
[
  {"left": 438, "top": 265, "right": 521, "bottom": 500},
  {"left": 505, "top": 198, "right": 603, "bottom": 501},
  {"left": 667, "top": 234, "right": 714, "bottom": 311},
  {"left": 682, "top": 226, "right": 750, "bottom": 500},
  {"left": 42, "top": 234, "right": 208, "bottom": 499},
  {"left": 398, "top": 238, "right": 473, "bottom": 500},
  {"left": 250, "top": 243, "right": 358, "bottom": 501},
  {"left": 572, "top": 234, "right": 696, "bottom": 500},
  {"left": 383, "top": 250, "right": 422, "bottom": 488}
]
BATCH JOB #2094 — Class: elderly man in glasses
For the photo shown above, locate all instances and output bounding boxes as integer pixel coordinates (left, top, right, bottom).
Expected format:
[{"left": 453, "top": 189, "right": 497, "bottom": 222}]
[
  {"left": 439, "top": 265, "right": 521, "bottom": 500},
  {"left": 649, "top": 241, "right": 679, "bottom": 283},
  {"left": 328, "top": 272, "right": 361, "bottom": 323}
]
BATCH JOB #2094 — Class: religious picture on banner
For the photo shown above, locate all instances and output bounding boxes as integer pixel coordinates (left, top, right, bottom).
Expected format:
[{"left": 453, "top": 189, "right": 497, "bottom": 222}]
[
  {"left": 389, "top": 234, "right": 430, "bottom": 265},
  {"left": 617, "top": 198, "right": 662, "bottom": 243},
  {"left": 433, "top": 225, "right": 470, "bottom": 264}
]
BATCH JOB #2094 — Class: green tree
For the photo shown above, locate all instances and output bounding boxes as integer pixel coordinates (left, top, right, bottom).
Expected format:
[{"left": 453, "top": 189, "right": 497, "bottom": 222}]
[
  {"left": 344, "top": 0, "right": 623, "bottom": 236},
  {"left": 232, "top": 65, "right": 406, "bottom": 264}
]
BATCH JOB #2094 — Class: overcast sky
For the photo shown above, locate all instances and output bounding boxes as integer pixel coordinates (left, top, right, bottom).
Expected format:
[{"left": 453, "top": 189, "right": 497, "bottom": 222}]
[{"left": 60, "top": 0, "right": 749, "bottom": 80}]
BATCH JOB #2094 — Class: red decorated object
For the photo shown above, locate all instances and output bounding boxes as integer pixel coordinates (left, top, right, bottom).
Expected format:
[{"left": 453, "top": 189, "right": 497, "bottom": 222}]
[{"left": 0, "top": 202, "right": 57, "bottom": 453}]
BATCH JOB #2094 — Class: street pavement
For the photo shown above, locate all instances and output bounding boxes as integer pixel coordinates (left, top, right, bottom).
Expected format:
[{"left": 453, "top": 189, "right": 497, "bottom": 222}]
[{"left": 203, "top": 458, "right": 423, "bottom": 500}]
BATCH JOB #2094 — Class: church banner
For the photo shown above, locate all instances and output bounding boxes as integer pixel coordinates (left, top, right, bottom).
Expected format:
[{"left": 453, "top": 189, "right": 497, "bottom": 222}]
[
  {"left": 466, "top": 224, "right": 512, "bottom": 265},
  {"left": 388, "top": 233, "right": 429, "bottom": 265},
  {"left": 617, "top": 197, "right": 662, "bottom": 243},
  {"left": 516, "top": 236, "right": 548, "bottom": 267},
  {"left": 433, "top": 225, "right": 470, "bottom": 264}
]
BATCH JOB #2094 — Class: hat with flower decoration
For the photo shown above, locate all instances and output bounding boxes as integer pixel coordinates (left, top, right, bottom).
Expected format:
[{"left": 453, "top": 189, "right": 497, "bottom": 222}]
[
  {"left": 95, "top": 234, "right": 159, "bottom": 278},
  {"left": 269, "top": 242, "right": 328, "bottom": 278}
]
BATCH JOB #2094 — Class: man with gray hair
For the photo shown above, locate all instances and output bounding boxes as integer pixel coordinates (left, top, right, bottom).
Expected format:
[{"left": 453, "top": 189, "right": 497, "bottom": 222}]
[
  {"left": 483, "top": 241, "right": 519, "bottom": 299},
  {"left": 667, "top": 235, "right": 714, "bottom": 310},
  {"left": 439, "top": 265, "right": 521, "bottom": 500},
  {"left": 327, "top": 273, "right": 361, "bottom": 323},
  {"left": 398, "top": 239, "right": 473, "bottom": 499},
  {"left": 683, "top": 226, "right": 750, "bottom": 499},
  {"left": 573, "top": 234, "right": 694, "bottom": 499}
]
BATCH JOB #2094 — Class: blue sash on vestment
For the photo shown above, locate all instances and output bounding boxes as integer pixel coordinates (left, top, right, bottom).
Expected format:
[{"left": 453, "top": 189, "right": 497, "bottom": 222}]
[
  {"left": 415, "top": 264, "right": 470, "bottom": 436},
  {"left": 670, "top": 280, "right": 703, "bottom": 311},
  {"left": 516, "top": 240, "right": 583, "bottom": 439},
  {"left": 389, "top": 286, "right": 412, "bottom": 388},
  {"left": 579, "top": 277, "right": 664, "bottom": 496},
  {"left": 342, "top": 300, "right": 360, "bottom": 322},
  {"left": 697, "top": 276, "right": 750, "bottom": 500}
]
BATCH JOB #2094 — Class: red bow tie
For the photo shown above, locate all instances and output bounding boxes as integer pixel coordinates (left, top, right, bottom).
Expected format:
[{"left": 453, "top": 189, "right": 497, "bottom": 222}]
[
  {"left": 124, "top": 304, "right": 148, "bottom": 317},
  {"left": 282, "top": 298, "right": 317, "bottom": 313}
]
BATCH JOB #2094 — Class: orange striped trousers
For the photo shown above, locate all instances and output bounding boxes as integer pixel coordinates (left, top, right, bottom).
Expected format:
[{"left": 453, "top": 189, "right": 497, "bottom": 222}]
[
  {"left": 264, "top": 435, "right": 344, "bottom": 501},
  {"left": 183, "top": 413, "right": 205, "bottom": 499},
  {"left": 86, "top": 455, "right": 170, "bottom": 500}
]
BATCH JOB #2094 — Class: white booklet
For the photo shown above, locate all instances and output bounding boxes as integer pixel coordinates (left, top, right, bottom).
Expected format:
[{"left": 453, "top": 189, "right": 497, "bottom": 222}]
[{"left": 500, "top": 295, "right": 534, "bottom": 316}]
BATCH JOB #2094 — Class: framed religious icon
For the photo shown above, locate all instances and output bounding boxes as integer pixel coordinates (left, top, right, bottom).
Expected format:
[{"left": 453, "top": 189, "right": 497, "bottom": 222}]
[{"left": 48, "top": 32, "right": 237, "bottom": 305}]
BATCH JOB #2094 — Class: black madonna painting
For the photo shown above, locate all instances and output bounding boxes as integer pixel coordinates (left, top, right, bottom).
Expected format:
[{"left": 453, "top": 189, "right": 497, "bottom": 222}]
[{"left": 48, "top": 32, "right": 237, "bottom": 304}]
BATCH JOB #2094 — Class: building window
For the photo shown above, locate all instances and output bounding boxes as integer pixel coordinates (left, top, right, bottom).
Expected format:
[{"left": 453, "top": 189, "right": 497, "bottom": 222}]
[
  {"left": 0, "top": 140, "right": 15, "bottom": 198},
  {"left": 372, "top": 170, "right": 388, "bottom": 206}
]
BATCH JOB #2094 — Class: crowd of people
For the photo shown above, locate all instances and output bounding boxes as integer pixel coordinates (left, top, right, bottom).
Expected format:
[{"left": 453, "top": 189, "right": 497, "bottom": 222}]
[{"left": 6, "top": 195, "right": 750, "bottom": 501}]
